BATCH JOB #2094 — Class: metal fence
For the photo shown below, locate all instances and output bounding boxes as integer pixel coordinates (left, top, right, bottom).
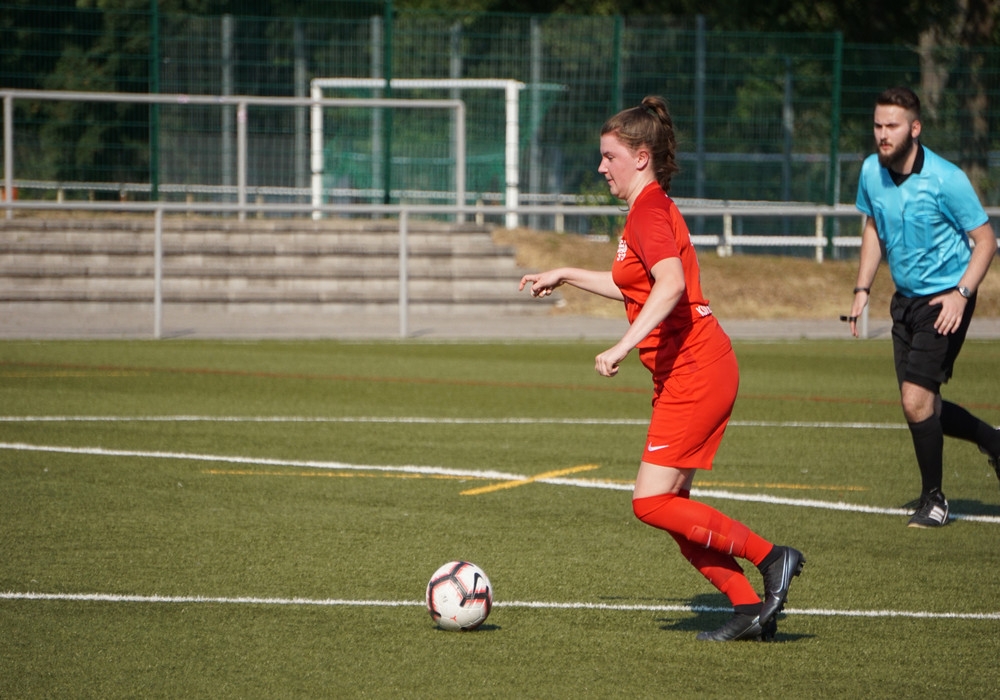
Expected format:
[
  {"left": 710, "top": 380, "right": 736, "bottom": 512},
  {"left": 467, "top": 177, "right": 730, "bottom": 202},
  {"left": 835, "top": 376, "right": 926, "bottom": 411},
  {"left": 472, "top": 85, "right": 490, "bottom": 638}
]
[
  {"left": 0, "top": 197, "right": 879, "bottom": 339},
  {"left": 1, "top": 88, "right": 470, "bottom": 221},
  {"left": 0, "top": 87, "right": 846, "bottom": 243},
  {"left": 3, "top": 1, "right": 1000, "bottom": 224}
]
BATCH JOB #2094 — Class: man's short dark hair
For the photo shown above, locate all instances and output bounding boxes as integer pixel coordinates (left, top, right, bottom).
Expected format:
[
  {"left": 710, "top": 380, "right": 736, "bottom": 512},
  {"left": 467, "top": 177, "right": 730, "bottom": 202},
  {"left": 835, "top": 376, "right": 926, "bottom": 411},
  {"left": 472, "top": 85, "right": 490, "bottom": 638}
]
[{"left": 876, "top": 87, "right": 921, "bottom": 118}]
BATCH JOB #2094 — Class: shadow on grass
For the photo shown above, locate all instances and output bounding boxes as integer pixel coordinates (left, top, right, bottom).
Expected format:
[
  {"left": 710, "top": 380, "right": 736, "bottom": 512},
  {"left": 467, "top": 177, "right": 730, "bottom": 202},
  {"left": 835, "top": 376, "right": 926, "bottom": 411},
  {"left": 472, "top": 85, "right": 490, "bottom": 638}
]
[
  {"left": 945, "top": 499, "right": 1000, "bottom": 517},
  {"left": 428, "top": 623, "right": 502, "bottom": 633},
  {"left": 655, "top": 593, "right": 813, "bottom": 643},
  {"left": 898, "top": 496, "right": 1000, "bottom": 519}
]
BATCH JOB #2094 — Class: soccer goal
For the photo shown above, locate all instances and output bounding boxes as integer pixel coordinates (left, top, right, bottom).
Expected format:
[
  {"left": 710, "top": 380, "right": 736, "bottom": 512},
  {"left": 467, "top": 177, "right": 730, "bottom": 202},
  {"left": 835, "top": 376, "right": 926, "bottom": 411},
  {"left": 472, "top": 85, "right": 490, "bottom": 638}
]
[
  {"left": 307, "top": 88, "right": 466, "bottom": 221},
  {"left": 311, "top": 78, "right": 530, "bottom": 228}
]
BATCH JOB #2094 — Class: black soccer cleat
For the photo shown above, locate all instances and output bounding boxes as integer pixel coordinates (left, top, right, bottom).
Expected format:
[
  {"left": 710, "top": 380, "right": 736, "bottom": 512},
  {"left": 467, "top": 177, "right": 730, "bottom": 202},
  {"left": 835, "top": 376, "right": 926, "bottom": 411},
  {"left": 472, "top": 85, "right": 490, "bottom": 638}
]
[
  {"left": 907, "top": 489, "right": 949, "bottom": 528},
  {"left": 696, "top": 613, "right": 764, "bottom": 642},
  {"left": 759, "top": 615, "right": 778, "bottom": 642},
  {"left": 758, "top": 545, "right": 805, "bottom": 624}
]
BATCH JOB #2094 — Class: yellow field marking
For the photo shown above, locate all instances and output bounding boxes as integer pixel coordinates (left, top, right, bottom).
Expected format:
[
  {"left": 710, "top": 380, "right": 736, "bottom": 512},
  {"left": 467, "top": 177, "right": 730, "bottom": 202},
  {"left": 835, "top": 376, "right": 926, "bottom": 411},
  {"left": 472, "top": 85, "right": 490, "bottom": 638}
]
[
  {"left": 700, "top": 480, "right": 867, "bottom": 492},
  {"left": 203, "top": 468, "right": 863, "bottom": 493},
  {"left": 598, "top": 477, "right": 866, "bottom": 492},
  {"left": 460, "top": 464, "right": 600, "bottom": 496},
  {"left": 204, "top": 469, "right": 473, "bottom": 482}
]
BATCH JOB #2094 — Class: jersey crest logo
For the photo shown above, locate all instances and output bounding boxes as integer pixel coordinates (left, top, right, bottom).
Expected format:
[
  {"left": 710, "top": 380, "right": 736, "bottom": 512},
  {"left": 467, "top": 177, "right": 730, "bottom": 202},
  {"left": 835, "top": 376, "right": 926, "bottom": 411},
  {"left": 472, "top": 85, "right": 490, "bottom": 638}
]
[{"left": 616, "top": 237, "right": 628, "bottom": 262}]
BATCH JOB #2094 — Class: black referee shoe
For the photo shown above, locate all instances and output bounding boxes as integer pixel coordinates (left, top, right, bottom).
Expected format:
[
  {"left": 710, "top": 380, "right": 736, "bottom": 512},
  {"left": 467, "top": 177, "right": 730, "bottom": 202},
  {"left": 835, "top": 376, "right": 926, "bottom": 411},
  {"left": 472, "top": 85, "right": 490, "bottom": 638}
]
[
  {"left": 907, "top": 489, "right": 949, "bottom": 528},
  {"left": 980, "top": 447, "right": 1000, "bottom": 490}
]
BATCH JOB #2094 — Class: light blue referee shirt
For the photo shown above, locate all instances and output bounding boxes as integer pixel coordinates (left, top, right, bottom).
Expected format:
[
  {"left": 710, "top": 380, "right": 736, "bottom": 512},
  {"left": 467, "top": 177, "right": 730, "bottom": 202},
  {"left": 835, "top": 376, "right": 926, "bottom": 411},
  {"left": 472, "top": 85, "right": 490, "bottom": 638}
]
[{"left": 856, "top": 144, "right": 988, "bottom": 298}]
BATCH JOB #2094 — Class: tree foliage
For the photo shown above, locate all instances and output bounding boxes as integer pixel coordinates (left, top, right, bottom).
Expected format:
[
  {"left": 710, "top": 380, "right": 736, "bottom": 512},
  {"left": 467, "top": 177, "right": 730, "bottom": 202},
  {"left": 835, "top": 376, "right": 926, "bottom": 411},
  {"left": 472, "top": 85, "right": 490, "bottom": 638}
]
[
  {"left": 3, "top": 1, "right": 999, "bottom": 197},
  {"left": 400, "top": 0, "right": 1000, "bottom": 46}
]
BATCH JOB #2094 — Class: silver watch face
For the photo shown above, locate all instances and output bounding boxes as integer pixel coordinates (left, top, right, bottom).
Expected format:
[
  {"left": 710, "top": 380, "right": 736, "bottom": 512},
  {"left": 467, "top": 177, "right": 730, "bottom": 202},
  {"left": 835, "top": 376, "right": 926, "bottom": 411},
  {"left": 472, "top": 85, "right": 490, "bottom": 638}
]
[{"left": 958, "top": 286, "right": 972, "bottom": 298}]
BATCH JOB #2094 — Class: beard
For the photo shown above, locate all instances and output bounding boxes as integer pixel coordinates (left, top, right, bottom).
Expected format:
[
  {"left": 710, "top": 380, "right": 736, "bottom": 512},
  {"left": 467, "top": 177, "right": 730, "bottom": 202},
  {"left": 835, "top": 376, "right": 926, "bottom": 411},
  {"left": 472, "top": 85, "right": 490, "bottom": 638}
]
[{"left": 877, "top": 132, "right": 915, "bottom": 171}]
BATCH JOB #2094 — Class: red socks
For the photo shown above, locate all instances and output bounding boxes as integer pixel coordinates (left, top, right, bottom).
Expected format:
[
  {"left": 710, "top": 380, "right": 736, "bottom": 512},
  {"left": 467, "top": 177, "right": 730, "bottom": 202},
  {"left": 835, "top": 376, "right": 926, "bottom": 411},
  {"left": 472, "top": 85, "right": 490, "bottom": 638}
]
[{"left": 633, "top": 491, "right": 774, "bottom": 608}]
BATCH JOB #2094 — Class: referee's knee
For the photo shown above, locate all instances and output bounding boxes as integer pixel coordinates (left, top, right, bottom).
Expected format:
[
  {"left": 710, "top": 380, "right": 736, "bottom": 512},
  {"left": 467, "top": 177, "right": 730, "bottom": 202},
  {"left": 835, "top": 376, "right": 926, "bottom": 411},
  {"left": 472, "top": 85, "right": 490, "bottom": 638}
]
[{"left": 899, "top": 381, "right": 938, "bottom": 422}]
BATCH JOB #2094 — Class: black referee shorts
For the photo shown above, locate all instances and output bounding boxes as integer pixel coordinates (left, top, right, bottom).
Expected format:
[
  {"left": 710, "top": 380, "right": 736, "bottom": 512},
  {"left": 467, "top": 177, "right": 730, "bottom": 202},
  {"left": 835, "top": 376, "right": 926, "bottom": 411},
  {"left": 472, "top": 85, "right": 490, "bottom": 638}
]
[{"left": 890, "top": 290, "right": 976, "bottom": 393}]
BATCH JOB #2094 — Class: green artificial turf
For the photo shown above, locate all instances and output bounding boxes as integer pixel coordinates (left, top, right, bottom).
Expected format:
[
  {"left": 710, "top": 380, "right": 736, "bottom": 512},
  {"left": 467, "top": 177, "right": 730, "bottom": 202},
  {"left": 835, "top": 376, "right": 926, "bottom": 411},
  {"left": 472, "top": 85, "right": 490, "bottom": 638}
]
[{"left": 2, "top": 338, "right": 999, "bottom": 698}]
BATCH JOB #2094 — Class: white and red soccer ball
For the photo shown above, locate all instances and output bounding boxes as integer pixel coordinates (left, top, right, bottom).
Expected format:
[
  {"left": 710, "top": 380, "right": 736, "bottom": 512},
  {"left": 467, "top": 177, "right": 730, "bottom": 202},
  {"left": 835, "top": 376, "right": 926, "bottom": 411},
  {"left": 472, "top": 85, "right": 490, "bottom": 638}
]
[{"left": 425, "top": 560, "right": 493, "bottom": 631}]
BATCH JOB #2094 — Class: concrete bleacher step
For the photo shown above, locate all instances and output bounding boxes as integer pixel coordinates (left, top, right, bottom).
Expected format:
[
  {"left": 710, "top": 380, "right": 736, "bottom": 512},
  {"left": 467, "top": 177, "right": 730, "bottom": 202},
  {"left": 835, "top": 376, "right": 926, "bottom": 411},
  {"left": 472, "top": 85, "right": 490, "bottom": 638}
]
[{"left": 0, "top": 216, "right": 554, "bottom": 314}]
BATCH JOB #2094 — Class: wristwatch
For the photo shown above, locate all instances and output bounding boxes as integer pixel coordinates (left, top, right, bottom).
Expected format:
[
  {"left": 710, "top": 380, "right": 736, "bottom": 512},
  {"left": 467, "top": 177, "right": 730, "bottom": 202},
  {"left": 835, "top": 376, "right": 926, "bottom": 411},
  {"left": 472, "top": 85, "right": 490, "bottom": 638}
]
[{"left": 956, "top": 285, "right": 972, "bottom": 299}]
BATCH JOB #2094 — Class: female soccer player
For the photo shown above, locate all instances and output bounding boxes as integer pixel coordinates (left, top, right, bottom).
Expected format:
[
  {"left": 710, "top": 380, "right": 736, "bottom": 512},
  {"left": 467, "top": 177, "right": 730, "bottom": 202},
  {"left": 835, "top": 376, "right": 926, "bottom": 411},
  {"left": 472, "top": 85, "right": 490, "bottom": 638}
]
[{"left": 520, "top": 96, "right": 805, "bottom": 641}]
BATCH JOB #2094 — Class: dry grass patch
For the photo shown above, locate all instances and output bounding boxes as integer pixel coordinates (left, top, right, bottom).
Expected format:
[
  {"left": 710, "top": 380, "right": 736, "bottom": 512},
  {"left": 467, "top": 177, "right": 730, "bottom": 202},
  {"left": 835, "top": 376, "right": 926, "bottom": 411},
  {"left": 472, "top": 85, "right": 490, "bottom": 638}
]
[{"left": 495, "top": 227, "right": 1000, "bottom": 320}]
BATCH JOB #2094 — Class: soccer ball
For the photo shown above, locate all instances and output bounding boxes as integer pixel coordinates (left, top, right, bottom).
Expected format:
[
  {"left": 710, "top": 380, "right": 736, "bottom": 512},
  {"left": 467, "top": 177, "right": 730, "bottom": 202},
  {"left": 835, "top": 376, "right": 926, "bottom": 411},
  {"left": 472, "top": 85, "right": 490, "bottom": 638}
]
[{"left": 425, "top": 560, "right": 493, "bottom": 631}]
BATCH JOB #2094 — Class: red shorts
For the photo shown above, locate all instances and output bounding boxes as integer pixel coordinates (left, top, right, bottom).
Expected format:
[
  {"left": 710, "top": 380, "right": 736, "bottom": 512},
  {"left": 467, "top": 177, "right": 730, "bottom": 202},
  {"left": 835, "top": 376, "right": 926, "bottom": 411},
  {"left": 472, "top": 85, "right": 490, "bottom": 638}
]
[{"left": 641, "top": 347, "right": 739, "bottom": 469}]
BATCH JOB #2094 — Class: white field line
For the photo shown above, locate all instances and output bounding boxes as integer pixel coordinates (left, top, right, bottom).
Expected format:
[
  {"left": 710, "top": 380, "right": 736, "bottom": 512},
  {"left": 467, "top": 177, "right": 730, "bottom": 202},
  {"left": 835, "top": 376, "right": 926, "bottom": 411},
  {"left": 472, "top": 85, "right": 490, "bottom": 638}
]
[
  {"left": 1, "top": 591, "right": 998, "bottom": 621},
  {"left": 2, "top": 439, "right": 999, "bottom": 524},
  {"left": 2, "top": 423, "right": 998, "bottom": 622},
  {"left": 0, "top": 441, "right": 524, "bottom": 481}
]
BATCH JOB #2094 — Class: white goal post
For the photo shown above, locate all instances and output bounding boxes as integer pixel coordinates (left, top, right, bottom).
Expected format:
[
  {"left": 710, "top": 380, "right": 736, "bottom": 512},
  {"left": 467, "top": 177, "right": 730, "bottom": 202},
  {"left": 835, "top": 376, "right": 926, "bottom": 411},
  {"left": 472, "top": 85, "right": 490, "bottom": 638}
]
[
  {"left": 307, "top": 89, "right": 466, "bottom": 221},
  {"left": 311, "top": 78, "right": 525, "bottom": 228}
]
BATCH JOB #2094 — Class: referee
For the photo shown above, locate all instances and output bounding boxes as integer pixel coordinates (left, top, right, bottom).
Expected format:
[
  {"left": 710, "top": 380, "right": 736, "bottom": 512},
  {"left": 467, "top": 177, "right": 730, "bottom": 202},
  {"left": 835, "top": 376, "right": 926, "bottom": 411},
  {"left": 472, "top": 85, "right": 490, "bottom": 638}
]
[{"left": 848, "top": 86, "right": 1000, "bottom": 527}]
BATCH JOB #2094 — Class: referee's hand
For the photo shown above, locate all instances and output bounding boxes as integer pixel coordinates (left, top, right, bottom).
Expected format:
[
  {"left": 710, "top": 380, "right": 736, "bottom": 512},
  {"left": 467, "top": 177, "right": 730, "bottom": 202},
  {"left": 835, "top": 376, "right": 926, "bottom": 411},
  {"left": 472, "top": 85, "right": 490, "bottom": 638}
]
[
  {"left": 844, "top": 291, "right": 869, "bottom": 338},
  {"left": 930, "top": 290, "right": 968, "bottom": 336}
]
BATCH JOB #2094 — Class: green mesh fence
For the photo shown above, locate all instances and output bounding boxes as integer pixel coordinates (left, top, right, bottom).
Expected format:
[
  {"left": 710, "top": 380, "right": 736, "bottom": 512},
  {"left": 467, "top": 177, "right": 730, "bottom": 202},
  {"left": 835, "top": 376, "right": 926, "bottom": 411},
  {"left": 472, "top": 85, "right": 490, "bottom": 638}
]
[{"left": 3, "top": 1, "right": 1000, "bottom": 222}]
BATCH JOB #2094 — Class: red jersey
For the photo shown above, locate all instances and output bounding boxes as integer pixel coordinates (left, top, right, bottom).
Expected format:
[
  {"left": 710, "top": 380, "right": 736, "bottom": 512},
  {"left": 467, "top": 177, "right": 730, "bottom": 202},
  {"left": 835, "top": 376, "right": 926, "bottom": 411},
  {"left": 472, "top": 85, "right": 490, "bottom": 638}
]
[{"left": 611, "top": 182, "right": 731, "bottom": 379}]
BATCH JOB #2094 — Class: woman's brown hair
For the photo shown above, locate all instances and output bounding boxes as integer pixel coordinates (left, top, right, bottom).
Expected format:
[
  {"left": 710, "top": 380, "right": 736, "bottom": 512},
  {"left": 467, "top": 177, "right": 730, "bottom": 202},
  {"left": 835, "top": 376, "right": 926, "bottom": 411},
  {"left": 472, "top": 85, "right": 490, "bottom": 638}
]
[{"left": 601, "top": 95, "right": 680, "bottom": 193}]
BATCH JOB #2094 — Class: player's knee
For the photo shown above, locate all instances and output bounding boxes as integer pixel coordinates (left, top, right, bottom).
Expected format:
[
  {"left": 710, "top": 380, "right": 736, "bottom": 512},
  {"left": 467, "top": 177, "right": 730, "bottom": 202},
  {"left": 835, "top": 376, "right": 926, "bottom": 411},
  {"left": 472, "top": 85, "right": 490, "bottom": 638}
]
[{"left": 632, "top": 492, "right": 677, "bottom": 524}]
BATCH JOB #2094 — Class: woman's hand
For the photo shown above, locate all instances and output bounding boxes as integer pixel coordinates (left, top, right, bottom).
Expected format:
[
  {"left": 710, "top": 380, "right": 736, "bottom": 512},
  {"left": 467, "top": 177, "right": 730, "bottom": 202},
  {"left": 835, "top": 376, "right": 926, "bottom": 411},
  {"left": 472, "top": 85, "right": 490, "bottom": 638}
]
[
  {"left": 519, "top": 270, "right": 563, "bottom": 298},
  {"left": 595, "top": 342, "right": 630, "bottom": 377}
]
